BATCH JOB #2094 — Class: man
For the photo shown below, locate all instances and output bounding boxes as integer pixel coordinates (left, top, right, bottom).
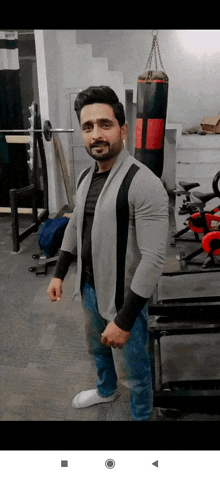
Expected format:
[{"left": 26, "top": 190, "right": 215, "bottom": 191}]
[{"left": 47, "top": 86, "right": 169, "bottom": 421}]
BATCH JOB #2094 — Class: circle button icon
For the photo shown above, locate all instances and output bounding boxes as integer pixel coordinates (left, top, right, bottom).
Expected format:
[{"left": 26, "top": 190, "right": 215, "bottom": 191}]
[{"left": 105, "top": 459, "right": 115, "bottom": 469}]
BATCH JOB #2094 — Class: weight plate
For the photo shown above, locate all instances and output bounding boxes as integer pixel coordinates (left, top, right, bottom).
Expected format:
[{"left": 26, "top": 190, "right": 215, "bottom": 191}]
[
  {"left": 43, "top": 120, "right": 52, "bottom": 141},
  {"left": 202, "top": 231, "right": 220, "bottom": 256}
]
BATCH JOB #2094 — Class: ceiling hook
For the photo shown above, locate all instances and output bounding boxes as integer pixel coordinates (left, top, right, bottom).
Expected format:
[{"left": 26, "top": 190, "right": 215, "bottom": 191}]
[{"left": 152, "top": 30, "right": 158, "bottom": 38}]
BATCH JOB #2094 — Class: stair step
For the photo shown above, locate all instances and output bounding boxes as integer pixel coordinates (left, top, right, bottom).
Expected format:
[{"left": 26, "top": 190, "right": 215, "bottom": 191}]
[
  {"left": 92, "top": 56, "right": 108, "bottom": 66},
  {"left": 88, "top": 58, "right": 109, "bottom": 85},
  {"left": 69, "top": 44, "right": 94, "bottom": 86},
  {"left": 71, "top": 42, "right": 125, "bottom": 103},
  {"left": 75, "top": 43, "right": 93, "bottom": 55}
]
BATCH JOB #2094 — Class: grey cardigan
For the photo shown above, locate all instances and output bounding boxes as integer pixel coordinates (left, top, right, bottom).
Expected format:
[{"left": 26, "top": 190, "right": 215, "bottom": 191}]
[{"left": 61, "top": 147, "right": 169, "bottom": 322}]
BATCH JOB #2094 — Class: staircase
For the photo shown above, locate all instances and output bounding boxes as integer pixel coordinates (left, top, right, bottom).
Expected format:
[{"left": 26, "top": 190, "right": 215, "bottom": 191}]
[{"left": 68, "top": 42, "right": 126, "bottom": 105}]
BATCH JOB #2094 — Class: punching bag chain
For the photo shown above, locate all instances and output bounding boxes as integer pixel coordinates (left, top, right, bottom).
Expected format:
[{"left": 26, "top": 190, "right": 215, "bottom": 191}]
[{"left": 145, "top": 31, "right": 166, "bottom": 73}]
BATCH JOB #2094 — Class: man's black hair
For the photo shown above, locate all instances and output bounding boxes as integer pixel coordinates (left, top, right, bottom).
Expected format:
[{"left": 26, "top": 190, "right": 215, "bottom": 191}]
[{"left": 74, "top": 85, "right": 126, "bottom": 127}]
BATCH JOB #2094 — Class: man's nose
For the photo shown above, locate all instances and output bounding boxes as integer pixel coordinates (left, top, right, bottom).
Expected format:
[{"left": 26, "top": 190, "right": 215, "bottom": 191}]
[{"left": 92, "top": 124, "right": 104, "bottom": 140}]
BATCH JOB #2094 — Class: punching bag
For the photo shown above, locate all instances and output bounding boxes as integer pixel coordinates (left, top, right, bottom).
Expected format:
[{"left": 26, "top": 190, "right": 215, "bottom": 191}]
[{"left": 135, "top": 33, "right": 169, "bottom": 178}]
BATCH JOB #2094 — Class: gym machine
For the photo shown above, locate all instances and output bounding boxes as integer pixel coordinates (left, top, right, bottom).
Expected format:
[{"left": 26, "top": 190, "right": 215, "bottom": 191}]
[
  {"left": 178, "top": 171, "right": 220, "bottom": 270},
  {"left": 148, "top": 170, "right": 220, "bottom": 407},
  {"left": 0, "top": 102, "right": 74, "bottom": 253},
  {"left": 171, "top": 181, "right": 216, "bottom": 246},
  {"left": 174, "top": 180, "right": 200, "bottom": 215}
]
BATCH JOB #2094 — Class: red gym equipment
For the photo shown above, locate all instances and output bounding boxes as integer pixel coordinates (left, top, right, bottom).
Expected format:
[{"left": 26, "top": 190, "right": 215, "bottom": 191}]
[
  {"left": 180, "top": 170, "right": 220, "bottom": 269},
  {"left": 188, "top": 210, "right": 220, "bottom": 234},
  {"left": 202, "top": 232, "right": 220, "bottom": 256}
]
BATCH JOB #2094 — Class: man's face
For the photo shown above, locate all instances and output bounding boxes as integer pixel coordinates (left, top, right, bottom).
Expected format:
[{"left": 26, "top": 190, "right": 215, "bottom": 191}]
[{"left": 80, "top": 103, "right": 128, "bottom": 161}]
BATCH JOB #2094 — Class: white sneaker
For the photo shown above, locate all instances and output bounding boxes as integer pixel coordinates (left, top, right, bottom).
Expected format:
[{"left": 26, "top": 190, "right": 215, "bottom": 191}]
[{"left": 72, "top": 389, "right": 119, "bottom": 409}]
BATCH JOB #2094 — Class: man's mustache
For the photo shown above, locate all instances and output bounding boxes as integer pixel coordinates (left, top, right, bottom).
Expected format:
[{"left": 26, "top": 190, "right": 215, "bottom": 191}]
[{"left": 91, "top": 141, "right": 109, "bottom": 148}]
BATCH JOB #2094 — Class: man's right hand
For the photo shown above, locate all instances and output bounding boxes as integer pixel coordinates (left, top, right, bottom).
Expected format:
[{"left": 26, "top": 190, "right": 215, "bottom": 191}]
[{"left": 47, "top": 277, "right": 63, "bottom": 302}]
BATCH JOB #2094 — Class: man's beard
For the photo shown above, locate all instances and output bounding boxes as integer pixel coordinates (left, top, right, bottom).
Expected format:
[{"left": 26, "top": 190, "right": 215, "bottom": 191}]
[{"left": 85, "top": 140, "right": 122, "bottom": 162}]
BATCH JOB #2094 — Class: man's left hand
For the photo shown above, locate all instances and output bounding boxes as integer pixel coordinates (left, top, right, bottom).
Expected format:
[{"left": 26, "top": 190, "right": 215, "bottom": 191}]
[{"left": 101, "top": 322, "right": 130, "bottom": 348}]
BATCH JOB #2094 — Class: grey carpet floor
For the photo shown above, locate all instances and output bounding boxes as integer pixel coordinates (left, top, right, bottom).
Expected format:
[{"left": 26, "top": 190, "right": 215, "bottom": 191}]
[{"left": 1, "top": 211, "right": 220, "bottom": 422}]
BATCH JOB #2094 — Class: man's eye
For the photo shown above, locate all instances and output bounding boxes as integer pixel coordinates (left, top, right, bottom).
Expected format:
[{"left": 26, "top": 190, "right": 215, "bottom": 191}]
[{"left": 103, "top": 123, "right": 111, "bottom": 129}]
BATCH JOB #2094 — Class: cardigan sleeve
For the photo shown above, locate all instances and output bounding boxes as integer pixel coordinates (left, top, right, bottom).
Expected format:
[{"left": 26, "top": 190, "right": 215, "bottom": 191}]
[
  {"left": 59, "top": 167, "right": 90, "bottom": 255},
  {"left": 59, "top": 204, "right": 77, "bottom": 255},
  {"left": 114, "top": 288, "right": 148, "bottom": 331},
  {"left": 129, "top": 172, "right": 169, "bottom": 299},
  {"left": 53, "top": 250, "right": 76, "bottom": 280}
]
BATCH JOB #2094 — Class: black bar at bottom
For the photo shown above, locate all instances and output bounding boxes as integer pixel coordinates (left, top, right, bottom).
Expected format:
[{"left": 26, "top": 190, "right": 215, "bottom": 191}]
[{"left": 9, "top": 189, "right": 19, "bottom": 253}]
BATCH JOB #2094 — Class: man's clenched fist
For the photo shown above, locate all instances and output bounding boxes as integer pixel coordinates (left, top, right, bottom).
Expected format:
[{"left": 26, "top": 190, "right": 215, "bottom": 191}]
[
  {"left": 47, "top": 277, "right": 63, "bottom": 302},
  {"left": 101, "top": 321, "right": 130, "bottom": 348}
]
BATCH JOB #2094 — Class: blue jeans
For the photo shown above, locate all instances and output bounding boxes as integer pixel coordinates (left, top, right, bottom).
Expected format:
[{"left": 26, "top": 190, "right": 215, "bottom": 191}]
[{"left": 81, "top": 281, "right": 153, "bottom": 421}]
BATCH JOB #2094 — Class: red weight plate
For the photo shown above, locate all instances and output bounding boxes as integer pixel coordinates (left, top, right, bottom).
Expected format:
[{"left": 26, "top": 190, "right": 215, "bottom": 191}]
[{"left": 202, "top": 231, "right": 220, "bottom": 256}]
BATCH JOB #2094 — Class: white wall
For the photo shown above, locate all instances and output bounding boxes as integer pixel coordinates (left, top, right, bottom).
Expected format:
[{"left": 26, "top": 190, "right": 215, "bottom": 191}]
[
  {"left": 76, "top": 29, "right": 220, "bottom": 131},
  {"left": 35, "top": 30, "right": 77, "bottom": 215}
]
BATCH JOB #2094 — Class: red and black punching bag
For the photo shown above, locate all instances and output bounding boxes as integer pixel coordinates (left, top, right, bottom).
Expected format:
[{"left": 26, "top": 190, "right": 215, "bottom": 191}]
[
  {"left": 134, "top": 33, "right": 168, "bottom": 178},
  {"left": 135, "top": 70, "right": 168, "bottom": 178}
]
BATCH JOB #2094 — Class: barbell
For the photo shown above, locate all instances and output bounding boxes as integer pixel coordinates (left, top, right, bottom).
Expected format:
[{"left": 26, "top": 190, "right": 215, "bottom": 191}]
[{"left": 0, "top": 120, "right": 74, "bottom": 142}]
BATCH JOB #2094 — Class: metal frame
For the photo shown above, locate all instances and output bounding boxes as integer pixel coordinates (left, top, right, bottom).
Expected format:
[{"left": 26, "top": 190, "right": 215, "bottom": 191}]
[
  {"left": 148, "top": 274, "right": 220, "bottom": 405},
  {"left": 148, "top": 317, "right": 220, "bottom": 406},
  {"left": 9, "top": 102, "right": 49, "bottom": 253}
]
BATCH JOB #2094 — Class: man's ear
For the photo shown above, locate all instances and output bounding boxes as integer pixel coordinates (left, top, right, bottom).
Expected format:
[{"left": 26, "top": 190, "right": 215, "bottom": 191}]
[{"left": 121, "top": 123, "right": 128, "bottom": 141}]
